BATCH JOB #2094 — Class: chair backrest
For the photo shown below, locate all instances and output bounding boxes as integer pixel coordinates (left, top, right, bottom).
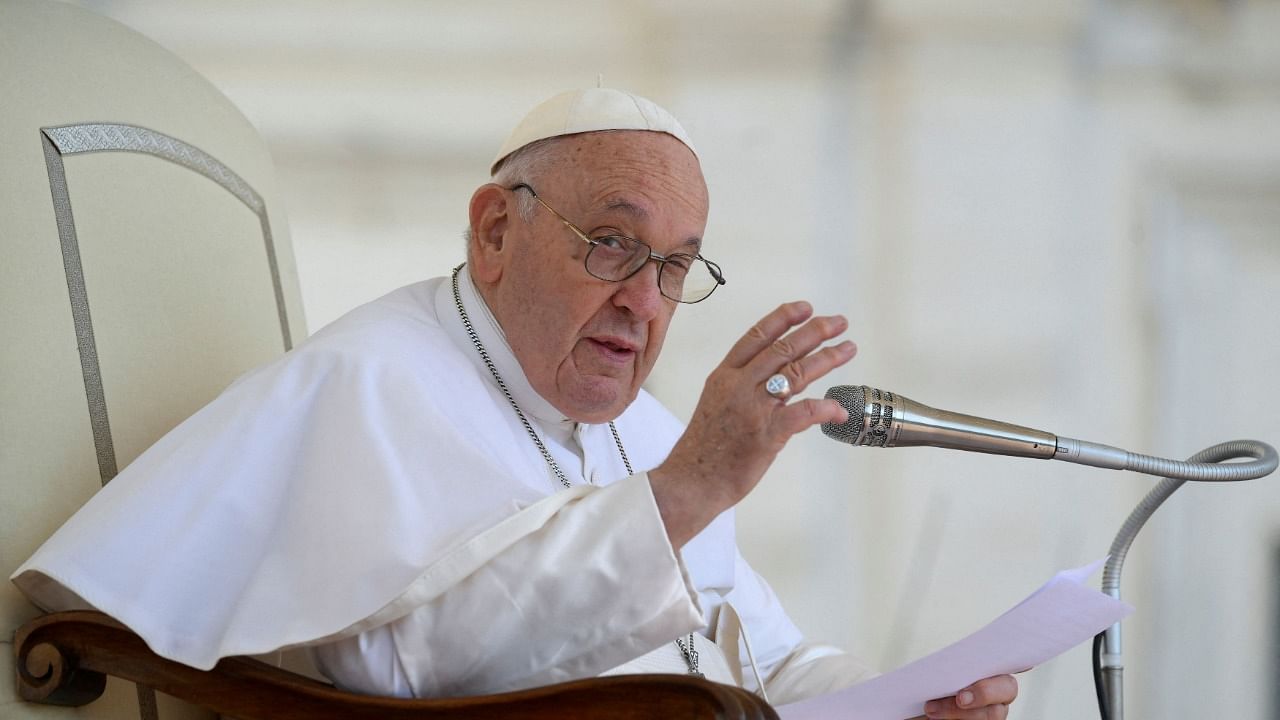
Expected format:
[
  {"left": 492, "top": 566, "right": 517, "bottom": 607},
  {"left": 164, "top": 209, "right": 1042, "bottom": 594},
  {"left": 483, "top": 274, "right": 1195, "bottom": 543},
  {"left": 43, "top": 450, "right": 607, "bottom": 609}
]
[{"left": 1, "top": 2, "right": 306, "bottom": 718}]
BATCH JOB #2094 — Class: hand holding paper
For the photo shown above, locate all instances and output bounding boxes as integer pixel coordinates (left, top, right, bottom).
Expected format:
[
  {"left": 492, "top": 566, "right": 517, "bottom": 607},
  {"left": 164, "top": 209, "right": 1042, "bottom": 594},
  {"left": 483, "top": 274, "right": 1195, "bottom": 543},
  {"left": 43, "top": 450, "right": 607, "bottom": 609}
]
[{"left": 779, "top": 558, "right": 1133, "bottom": 720}]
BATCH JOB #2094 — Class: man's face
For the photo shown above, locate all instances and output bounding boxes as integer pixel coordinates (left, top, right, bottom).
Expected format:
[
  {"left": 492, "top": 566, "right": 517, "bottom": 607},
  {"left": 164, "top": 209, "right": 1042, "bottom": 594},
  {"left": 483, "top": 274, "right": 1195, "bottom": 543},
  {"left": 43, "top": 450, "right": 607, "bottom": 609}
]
[{"left": 478, "top": 131, "right": 709, "bottom": 424}]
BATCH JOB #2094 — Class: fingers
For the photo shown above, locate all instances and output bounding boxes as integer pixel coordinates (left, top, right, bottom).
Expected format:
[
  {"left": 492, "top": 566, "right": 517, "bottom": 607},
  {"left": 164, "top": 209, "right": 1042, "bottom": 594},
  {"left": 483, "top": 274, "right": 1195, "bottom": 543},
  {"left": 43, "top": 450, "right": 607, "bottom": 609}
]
[
  {"left": 922, "top": 698, "right": 1007, "bottom": 720},
  {"left": 923, "top": 675, "right": 1018, "bottom": 719},
  {"left": 772, "top": 339, "right": 857, "bottom": 399},
  {"left": 755, "top": 313, "right": 848, "bottom": 378},
  {"left": 963, "top": 675, "right": 1018, "bottom": 707},
  {"left": 722, "top": 301, "right": 814, "bottom": 369},
  {"left": 774, "top": 397, "right": 850, "bottom": 435},
  {"left": 724, "top": 302, "right": 855, "bottom": 394},
  {"left": 753, "top": 313, "right": 849, "bottom": 385}
]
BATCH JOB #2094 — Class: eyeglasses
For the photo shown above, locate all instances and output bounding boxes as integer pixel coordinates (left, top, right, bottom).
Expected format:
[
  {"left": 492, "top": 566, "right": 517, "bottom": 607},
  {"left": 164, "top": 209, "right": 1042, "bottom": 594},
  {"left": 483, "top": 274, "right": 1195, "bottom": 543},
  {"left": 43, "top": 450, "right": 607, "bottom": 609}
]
[{"left": 511, "top": 183, "right": 725, "bottom": 303}]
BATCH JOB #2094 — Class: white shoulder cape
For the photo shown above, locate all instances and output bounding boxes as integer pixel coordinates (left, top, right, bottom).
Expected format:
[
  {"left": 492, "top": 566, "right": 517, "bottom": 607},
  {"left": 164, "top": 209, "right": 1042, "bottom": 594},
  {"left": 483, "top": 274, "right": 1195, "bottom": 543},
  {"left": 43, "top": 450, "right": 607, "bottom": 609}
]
[{"left": 12, "top": 277, "right": 735, "bottom": 670}]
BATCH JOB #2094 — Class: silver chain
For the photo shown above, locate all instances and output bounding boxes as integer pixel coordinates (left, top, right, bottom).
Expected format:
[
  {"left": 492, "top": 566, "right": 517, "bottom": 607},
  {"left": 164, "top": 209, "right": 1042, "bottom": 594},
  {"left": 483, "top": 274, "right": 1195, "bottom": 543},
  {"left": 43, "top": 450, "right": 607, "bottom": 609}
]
[
  {"left": 674, "top": 633, "right": 703, "bottom": 678},
  {"left": 451, "top": 264, "right": 700, "bottom": 677},
  {"left": 451, "top": 265, "right": 580, "bottom": 487}
]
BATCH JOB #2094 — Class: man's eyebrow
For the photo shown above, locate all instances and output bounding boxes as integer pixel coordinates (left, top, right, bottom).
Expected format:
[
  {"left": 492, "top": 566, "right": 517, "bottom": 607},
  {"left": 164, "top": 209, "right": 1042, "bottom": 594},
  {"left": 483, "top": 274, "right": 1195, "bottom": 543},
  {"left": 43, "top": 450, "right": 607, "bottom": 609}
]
[
  {"left": 599, "top": 198, "right": 702, "bottom": 251},
  {"left": 603, "top": 198, "right": 649, "bottom": 219}
]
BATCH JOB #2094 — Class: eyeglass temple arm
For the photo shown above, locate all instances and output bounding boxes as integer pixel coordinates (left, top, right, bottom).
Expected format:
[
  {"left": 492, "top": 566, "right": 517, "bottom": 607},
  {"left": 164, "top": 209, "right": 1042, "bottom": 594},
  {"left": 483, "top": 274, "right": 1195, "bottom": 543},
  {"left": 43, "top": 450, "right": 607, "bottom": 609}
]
[{"left": 704, "top": 259, "right": 726, "bottom": 286}]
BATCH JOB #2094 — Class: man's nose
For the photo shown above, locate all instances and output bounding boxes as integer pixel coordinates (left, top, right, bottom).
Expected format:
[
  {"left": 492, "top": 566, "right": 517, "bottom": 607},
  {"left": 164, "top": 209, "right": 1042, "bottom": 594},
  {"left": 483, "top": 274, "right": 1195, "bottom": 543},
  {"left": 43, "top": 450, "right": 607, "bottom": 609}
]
[{"left": 612, "top": 259, "right": 665, "bottom": 321}]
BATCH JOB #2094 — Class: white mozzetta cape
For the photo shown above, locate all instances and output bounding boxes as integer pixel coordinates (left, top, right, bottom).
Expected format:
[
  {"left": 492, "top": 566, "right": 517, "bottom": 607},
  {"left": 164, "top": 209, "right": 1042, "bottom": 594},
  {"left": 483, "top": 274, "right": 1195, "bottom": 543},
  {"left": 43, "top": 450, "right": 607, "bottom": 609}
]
[{"left": 14, "top": 270, "right": 872, "bottom": 701}]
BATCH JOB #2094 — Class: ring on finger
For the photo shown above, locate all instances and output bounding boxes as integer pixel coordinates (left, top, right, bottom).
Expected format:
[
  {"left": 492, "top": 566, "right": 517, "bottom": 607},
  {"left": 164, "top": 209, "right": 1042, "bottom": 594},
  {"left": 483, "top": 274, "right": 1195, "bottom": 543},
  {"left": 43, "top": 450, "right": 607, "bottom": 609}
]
[{"left": 765, "top": 373, "right": 791, "bottom": 399}]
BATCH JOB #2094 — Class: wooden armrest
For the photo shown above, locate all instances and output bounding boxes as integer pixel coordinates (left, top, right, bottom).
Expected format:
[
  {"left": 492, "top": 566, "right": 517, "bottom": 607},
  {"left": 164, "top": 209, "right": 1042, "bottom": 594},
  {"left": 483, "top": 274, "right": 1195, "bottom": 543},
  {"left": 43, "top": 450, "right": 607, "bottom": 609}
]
[{"left": 15, "top": 611, "right": 778, "bottom": 719}]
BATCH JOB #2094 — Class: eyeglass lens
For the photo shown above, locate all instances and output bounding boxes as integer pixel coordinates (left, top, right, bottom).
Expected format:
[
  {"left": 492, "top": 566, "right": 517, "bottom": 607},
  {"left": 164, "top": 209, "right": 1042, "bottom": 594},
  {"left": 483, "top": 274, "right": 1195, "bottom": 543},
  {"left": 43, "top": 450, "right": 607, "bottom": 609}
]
[{"left": 585, "top": 239, "right": 719, "bottom": 302}]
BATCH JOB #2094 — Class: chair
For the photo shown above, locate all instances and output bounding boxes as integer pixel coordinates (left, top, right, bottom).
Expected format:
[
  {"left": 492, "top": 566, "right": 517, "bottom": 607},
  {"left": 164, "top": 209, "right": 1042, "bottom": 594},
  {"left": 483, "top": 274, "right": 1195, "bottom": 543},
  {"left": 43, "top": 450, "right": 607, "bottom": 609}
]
[
  {"left": 1, "top": 3, "right": 775, "bottom": 718},
  {"left": 14, "top": 611, "right": 773, "bottom": 720}
]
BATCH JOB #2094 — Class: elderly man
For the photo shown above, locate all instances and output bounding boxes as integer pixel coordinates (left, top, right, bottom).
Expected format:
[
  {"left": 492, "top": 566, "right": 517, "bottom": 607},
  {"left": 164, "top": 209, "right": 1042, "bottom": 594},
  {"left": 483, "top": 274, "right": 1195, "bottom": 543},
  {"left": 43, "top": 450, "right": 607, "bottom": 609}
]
[{"left": 14, "top": 89, "right": 1016, "bottom": 718}]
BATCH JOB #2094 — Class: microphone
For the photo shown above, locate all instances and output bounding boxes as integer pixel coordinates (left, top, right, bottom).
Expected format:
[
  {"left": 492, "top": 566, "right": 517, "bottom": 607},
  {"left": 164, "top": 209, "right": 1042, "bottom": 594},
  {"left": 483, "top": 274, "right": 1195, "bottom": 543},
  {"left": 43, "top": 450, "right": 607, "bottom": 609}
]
[
  {"left": 821, "top": 384, "right": 1280, "bottom": 479},
  {"left": 820, "top": 384, "right": 1068, "bottom": 458},
  {"left": 821, "top": 384, "right": 1276, "bottom": 477},
  {"left": 819, "top": 384, "right": 1195, "bottom": 472}
]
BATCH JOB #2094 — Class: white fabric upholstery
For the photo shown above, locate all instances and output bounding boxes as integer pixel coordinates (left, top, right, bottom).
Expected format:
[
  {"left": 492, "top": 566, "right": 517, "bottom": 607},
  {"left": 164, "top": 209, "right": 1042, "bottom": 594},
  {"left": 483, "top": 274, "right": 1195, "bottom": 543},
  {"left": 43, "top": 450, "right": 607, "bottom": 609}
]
[{"left": 0, "top": 2, "right": 304, "bottom": 717}]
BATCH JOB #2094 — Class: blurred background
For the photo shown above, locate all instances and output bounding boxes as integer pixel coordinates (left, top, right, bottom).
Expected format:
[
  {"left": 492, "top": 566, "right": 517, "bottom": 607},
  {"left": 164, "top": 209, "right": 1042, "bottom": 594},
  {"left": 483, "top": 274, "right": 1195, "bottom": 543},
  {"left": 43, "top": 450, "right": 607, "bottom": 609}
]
[{"left": 73, "top": 0, "right": 1280, "bottom": 717}]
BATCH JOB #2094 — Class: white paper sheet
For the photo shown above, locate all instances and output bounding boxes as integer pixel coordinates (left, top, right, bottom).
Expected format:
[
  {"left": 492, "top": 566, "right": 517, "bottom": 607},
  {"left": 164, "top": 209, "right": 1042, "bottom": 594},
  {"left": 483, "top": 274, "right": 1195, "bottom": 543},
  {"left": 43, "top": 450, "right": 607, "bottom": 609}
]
[{"left": 778, "top": 558, "right": 1133, "bottom": 720}]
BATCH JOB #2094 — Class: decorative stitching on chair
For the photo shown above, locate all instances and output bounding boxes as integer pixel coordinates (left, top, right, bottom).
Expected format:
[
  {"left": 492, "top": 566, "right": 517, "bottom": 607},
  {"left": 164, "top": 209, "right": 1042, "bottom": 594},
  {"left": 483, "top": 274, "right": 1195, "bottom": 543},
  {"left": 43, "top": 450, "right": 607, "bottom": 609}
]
[{"left": 39, "top": 122, "right": 293, "bottom": 491}]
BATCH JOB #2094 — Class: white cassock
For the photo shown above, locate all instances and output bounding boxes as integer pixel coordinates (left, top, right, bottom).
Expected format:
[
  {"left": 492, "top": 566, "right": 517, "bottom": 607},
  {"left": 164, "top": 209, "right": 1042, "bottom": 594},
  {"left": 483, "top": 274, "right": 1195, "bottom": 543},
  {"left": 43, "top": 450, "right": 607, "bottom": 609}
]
[{"left": 12, "top": 267, "right": 874, "bottom": 704}]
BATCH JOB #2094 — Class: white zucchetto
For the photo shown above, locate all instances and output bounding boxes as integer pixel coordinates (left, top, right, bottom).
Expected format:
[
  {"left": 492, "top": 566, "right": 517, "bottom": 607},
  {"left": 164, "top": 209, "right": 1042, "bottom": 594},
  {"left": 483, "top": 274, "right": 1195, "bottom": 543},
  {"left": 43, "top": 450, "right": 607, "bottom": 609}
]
[{"left": 491, "top": 88, "right": 697, "bottom": 175}]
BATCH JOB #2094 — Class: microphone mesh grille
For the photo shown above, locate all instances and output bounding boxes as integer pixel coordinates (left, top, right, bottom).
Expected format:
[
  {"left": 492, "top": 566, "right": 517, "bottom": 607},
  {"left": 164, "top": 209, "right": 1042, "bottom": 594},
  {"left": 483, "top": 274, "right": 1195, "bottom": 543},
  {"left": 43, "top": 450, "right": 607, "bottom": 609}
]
[{"left": 821, "top": 385, "right": 866, "bottom": 444}]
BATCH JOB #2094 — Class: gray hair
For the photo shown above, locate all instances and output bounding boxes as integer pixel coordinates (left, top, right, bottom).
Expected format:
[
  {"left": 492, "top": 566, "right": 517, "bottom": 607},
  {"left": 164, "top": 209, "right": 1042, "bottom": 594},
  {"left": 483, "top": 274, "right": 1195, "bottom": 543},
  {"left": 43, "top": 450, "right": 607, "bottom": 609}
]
[{"left": 463, "top": 136, "right": 571, "bottom": 251}]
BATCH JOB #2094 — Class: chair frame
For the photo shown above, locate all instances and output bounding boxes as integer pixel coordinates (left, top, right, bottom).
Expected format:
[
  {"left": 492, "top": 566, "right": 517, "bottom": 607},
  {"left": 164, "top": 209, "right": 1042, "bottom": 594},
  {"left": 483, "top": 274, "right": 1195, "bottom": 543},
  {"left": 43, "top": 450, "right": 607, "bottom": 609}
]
[{"left": 15, "top": 611, "right": 778, "bottom": 719}]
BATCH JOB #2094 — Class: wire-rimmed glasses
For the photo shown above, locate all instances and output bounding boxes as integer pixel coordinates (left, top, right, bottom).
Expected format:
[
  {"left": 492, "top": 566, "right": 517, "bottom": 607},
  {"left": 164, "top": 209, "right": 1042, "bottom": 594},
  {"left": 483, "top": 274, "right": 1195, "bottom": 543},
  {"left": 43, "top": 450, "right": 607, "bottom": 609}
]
[{"left": 511, "top": 183, "right": 725, "bottom": 303}]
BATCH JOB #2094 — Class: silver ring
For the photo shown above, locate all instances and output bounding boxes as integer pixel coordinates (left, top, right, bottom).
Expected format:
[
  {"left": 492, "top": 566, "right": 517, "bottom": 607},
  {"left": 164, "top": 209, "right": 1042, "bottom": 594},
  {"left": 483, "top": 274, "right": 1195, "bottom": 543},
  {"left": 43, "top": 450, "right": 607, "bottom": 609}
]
[{"left": 765, "top": 373, "right": 791, "bottom": 399}]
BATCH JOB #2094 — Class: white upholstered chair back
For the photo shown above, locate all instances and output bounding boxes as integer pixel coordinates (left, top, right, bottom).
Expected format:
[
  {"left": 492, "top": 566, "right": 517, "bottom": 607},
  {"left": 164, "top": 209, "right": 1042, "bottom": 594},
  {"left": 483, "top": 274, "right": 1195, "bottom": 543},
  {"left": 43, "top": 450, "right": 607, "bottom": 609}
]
[{"left": 1, "top": 2, "right": 307, "bottom": 718}]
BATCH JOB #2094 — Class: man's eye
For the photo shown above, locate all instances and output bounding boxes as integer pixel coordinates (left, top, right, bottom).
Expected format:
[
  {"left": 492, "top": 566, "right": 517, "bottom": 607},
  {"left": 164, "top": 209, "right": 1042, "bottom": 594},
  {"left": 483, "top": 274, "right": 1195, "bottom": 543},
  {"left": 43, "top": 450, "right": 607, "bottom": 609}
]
[
  {"left": 594, "top": 235, "right": 630, "bottom": 251},
  {"left": 665, "top": 254, "right": 694, "bottom": 271}
]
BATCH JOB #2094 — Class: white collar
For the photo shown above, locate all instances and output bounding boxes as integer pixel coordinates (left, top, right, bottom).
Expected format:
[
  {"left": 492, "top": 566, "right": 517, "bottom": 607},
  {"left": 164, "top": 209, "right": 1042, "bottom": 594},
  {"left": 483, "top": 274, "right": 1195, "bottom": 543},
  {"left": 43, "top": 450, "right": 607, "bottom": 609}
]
[{"left": 437, "top": 266, "right": 578, "bottom": 443}]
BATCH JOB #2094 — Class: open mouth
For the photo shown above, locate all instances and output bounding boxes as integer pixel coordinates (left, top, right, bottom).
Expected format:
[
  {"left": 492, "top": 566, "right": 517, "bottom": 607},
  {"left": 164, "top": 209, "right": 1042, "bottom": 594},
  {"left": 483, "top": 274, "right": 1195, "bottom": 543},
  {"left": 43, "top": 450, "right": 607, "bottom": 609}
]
[{"left": 589, "top": 337, "right": 639, "bottom": 359}]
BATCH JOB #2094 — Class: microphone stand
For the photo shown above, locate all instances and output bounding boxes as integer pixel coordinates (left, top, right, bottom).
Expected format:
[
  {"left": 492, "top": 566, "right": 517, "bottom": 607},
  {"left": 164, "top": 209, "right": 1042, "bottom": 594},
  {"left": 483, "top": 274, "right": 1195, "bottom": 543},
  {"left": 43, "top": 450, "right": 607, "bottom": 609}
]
[
  {"left": 819, "top": 384, "right": 1278, "bottom": 718},
  {"left": 1094, "top": 440, "right": 1278, "bottom": 720}
]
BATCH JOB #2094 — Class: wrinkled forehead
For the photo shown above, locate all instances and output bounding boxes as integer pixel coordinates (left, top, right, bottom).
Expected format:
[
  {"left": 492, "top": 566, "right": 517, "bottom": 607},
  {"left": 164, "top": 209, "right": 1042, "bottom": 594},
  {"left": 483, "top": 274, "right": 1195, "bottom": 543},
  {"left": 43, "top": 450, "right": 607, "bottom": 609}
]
[{"left": 547, "top": 131, "right": 709, "bottom": 220}]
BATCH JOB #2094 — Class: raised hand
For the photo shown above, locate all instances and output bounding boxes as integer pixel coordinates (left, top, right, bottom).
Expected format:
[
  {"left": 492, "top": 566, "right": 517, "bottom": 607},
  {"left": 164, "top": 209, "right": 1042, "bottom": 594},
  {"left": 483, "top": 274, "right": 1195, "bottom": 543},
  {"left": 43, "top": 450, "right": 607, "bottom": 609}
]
[{"left": 649, "top": 301, "right": 857, "bottom": 547}]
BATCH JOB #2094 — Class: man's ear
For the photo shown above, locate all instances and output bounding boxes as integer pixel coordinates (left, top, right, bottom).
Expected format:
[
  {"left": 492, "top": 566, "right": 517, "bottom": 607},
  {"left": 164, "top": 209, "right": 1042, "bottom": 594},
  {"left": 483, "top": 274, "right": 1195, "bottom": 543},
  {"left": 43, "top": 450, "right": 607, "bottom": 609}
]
[{"left": 468, "top": 183, "right": 511, "bottom": 283}]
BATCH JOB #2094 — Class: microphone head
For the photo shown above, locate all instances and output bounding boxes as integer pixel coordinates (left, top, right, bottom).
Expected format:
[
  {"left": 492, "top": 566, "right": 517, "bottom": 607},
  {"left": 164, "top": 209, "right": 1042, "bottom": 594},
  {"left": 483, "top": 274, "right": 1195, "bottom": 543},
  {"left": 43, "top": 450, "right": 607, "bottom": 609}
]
[{"left": 821, "top": 385, "right": 866, "bottom": 445}]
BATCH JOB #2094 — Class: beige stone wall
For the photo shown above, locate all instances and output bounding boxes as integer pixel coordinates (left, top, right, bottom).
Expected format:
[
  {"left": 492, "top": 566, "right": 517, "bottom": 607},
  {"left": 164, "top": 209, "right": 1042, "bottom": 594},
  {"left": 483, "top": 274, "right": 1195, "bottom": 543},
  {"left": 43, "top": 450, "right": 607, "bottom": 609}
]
[{"left": 79, "top": 1, "right": 1280, "bottom": 717}]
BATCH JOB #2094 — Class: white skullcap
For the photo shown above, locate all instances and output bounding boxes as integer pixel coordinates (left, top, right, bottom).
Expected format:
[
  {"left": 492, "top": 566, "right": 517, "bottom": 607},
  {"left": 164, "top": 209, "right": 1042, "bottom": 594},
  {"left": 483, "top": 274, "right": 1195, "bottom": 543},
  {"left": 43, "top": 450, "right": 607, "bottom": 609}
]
[{"left": 491, "top": 88, "right": 696, "bottom": 175}]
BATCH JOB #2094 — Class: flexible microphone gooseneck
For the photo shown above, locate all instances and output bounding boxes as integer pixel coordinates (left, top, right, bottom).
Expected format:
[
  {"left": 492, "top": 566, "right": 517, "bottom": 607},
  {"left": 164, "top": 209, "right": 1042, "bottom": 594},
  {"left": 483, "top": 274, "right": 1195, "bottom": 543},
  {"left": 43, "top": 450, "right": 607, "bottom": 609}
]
[
  {"left": 820, "top": 384, "right": 1278, "bottom": 720},
  {"left": 820, "top": 384, "right": 1277, "bottom": 481}
]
